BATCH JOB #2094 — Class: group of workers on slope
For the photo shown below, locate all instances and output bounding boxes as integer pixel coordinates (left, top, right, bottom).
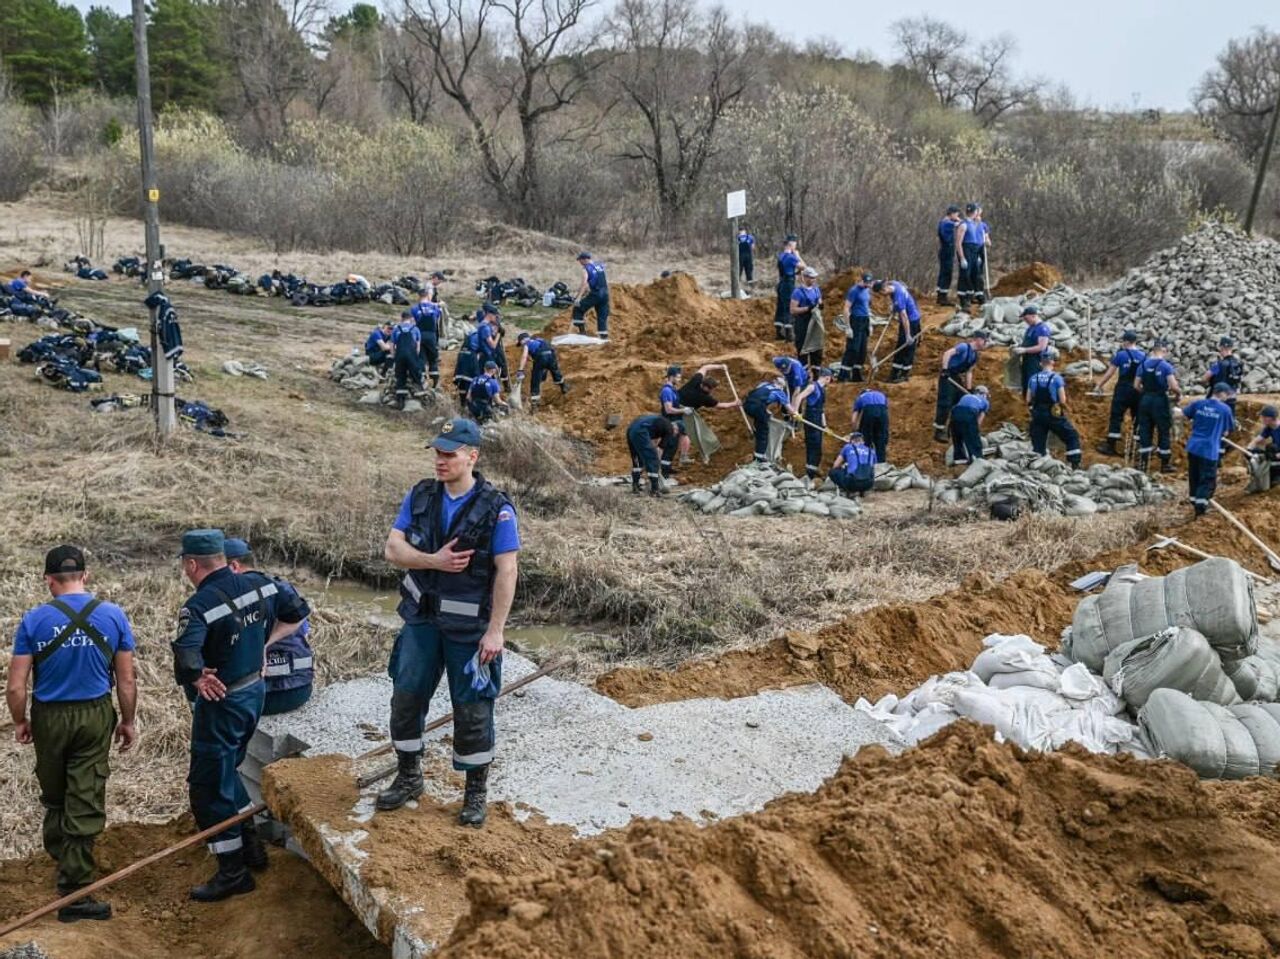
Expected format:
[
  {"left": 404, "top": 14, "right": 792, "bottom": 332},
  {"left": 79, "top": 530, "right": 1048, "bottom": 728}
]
[{"left": 935, "top": 202, "right": 992, "bottom": 310}]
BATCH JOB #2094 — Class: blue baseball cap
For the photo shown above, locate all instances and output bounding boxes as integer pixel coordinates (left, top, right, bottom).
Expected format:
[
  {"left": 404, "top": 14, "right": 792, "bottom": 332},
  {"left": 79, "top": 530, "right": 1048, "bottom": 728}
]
[
  {"left": 179, "top": 528, "right": 225, "bottom": 557},
  {"left": 223, "top": 538, "right": 251, "bottom": 560},
  {"left": 428, "top": 418, "right": 483, "bottom": 451},
  {"left": 1212, "top": 381, "right": 1235, "bottom": 396},
  {"left": 481, "top": 302, "right": 500, "bottom": 315},
  {"left": 1020, "top": 304, "right": 1040, "bottom": 316}
]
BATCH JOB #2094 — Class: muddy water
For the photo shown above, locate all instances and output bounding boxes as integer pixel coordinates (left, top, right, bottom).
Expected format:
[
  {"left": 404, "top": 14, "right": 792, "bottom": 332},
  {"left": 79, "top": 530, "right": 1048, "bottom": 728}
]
[{"left": 311, "top": 578, "right": 580, "bottom": 652}]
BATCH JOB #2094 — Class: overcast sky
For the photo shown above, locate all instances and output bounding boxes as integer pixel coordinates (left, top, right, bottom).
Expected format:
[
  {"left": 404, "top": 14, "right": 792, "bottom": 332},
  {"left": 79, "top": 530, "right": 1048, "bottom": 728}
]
[{"left": 70, "top": 0, "right": 1273, "bottom": 111}]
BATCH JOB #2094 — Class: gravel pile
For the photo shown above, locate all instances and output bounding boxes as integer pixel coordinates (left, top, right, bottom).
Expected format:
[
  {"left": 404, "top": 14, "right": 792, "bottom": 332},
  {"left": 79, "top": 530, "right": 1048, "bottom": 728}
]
[{"left": 680, "top": 464, "right": 863, "bottom": 519}]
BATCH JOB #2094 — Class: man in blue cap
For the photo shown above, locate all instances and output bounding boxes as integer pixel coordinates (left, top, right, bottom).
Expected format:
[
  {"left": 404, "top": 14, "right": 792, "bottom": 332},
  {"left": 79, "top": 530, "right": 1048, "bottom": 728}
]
[
  {"left": 223, "top": 540, "right": 314, "bottom": 716},
  {"left": 1204, "top": 335, "right": 1244, "bottom": 452},
  {"left": 6, "top": 545, "right": 138, "bottom": 922},
  {"left": 790, "top": 366, "right": 833, "bottom": 486},
  {"left": 173, "top": 529, "right": 309, "bottom": 900},
  {"left": 1093, "top": 329, "right": 1146, "bottom": 457},
  {"left": 514, "top": 331, "right": 569, "bottom": 405},
  {"left": 659, "top": 365, "right": 692, "bottom": 476},
  {"left": 1025, "top": 348, "right": 1082, "bottom": 469},
  {"left": 1180, "top": 383, "right": 1236, "bottom": 516},
  {"left": 936, "top": 205, "right": 962, "bottom": 306},
  {"left": 1135, "top": 339, "right": 1181, "bottom": 473},
  {"left": 1247, "top": 405, "right": 1280, "bottom": 487},
  {"left": 837, "top": 272, "right": 873, "bottom": 382},
  {"left": 467, "top": 360, "right": 506, "bottom": 422},
  {"left": 737, "top": 227, "right": 755, "bottom": 283},
  {"left": 572, "top": 252, "right": 610, "bottom": 340},
  {"left": 380, "top": 419, "right": 519, "bottom": 827},
  {"left": 1012, "top": 304, "right": 1052, "bottom": 392},
  {"left": 933, "top": 330, "right": 989, "bottom": 442},
  {"left": 774, "top": 235, "right": 806, "bottom": 341}
]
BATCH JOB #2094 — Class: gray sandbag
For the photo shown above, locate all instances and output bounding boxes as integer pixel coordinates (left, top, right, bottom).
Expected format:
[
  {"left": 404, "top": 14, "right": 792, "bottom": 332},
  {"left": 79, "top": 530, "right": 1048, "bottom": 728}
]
[
  {"left": 686, "top": 410, "right": 721, "bottom": 463},
  {"left": 1221, "top": 654, "right": 1280, "bottom": 702},
  {"left": 1070, "top": 558, "right": 1258, "bottom": 672},
  {"left": 1204, "top": 700, "right": 1262, "bottom": 779},
  {"left": 1140, "top": 689, "right": 1265, "bottom": 780},
  {"left": 1102, "top": 628, "right": 1240, "bottom": 709},
  {"left": 766, "top": 418, "right": 790, "bottom": 463},
  {"left": 1228, "top": 704, "right": 1280, "bottom": 775}
]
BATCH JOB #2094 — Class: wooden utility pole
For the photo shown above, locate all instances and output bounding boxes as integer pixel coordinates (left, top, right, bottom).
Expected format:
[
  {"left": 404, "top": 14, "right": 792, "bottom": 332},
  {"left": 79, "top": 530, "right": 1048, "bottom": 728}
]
[
  {"left": 1244, "top": 85, "right": 1280, "bottom": 236},
  {"left": 132, "top": 0, "right": 176, "bottom": 438}
]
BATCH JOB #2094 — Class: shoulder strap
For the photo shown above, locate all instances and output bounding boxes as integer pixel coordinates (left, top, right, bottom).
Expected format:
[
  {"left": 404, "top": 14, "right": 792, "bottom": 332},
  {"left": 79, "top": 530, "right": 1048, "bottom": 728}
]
[{"left": 35, "top": 598, "right": 113, "bottom": 678}]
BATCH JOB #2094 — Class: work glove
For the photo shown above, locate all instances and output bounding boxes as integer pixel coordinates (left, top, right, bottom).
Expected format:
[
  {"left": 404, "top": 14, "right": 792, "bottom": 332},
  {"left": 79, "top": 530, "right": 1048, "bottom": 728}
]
[
  {"left": 515, "top": 370, "right": 525, "bottom": 380},
  {"left": 681, "top": 406, "right": 695, "bottom": 416},
  {"left": 464, "top": 650, "right": 491, "bottom": 692}
]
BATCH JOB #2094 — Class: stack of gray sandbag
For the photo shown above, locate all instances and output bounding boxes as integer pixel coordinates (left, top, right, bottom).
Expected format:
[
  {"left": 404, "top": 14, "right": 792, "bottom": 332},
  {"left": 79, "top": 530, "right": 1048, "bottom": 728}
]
[
  {"left": 942, "top": 284, "right": 1090, "bottom": 351},
  {"left": 872, "top": 462, "right": 934, "bottom": 493},
  {"left": 679, "top": 463, "right": 862, "bottom": 519},
  {"left": 329, "top": 350, "right": 385, "bottom": 401}
]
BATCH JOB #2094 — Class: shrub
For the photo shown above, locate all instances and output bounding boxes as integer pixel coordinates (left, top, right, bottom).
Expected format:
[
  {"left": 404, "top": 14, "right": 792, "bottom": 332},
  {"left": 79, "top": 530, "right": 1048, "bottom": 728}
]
[{"left": 0, "top": 103, "right": 44, "bottom": 200}]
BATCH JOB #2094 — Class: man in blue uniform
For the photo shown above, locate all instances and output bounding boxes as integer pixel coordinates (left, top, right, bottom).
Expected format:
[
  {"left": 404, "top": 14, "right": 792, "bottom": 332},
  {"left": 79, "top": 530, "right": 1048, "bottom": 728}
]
[
  {"left": 872, "top": 280, "right": 921, "bottom": 383},
  {"left": 7, "top": 545, "right": 138, "bottom": 922},
  {"left": 411, "top": 292, "right": 444, "bottom": 390},
  {"left": 1135, "top": 339, "right": 1181, "bottom": 474},
  {"left": 830, "top": 432, "right": 877, "bottom": 497},
  {"left": 1180, "top": 383, "right": 1236, "bottom": 516},
  {"left": 365, "top": 321, "right": 394, "bottom": 375},
  {"left": 774, "top": 235, "right": 806, "bottom": 341},
  {"left": 380, "top": 419, "right": 518, "bottom": 829},
  {"left": 174, "top": 529, "right": 308, "bottom": 900},
  {"left": 851, "top": 388, "right": 889, "bottom": 462},
  {"left": 936, "top": 205, "right": 961, "bottom": 306},
  {"left": 933, "top": 330, "right": 990, "bottom": 441},
  {"left": 743, "top": 377, "right": 790, "bottom": 464},
  {"left": 391, "top": 311, "right": 424, "bottom": 410},
  {"left": 224, "top": 540, "right": 314, "bottom": 716},
  {"left": 737, "top": 227, "right": 755, "bottom": 283},
  {"left": 773, "top": 354, "right": 808, "bottom": 402},
  {"left": 454, "top": 304, "right": 498, "bottom": 405},
  {"left": 514, "top": 331, "right": 569, "bottom": 405},
  {"left": 1093, "top": 330, "right": 1145, "bottom": 456},
  {"left": 467, "top": 360, "right": 505, "bottom": 423},
  {"left": 1025, "top": 348, "right": 1082, "bottom": 468},
  {"left": 1204, "top": 336, "right": 1244, "bottom": 451},
  {"left": 791, "top": 267, "right": 823, "bottom": 368},
  {"left": 572, "top": 252, "right": 610, "bottom": 341},
  {"left": 790, "top": 366, "right": 833, "bottom": 486},
  {"left": 950, "top": 385, "right": 990, "bottom": 465},
  {"left": 1247, "top": 405, "right": 1280, "bottom": 486},
  {"left": 626, "top": 414, "right": 676, "bottom": 494},
  {"left": 659, "top": 365, "right": 692, "bottom": 477},
  {"left": 837, "top": 272, "right": 873, "bottom": 382},
  {"left": 954, "top": 203, "right": 987, "bottom": 311},
  {"left": 1012, "top": 304, "right": 1053, "bottom": 392}
]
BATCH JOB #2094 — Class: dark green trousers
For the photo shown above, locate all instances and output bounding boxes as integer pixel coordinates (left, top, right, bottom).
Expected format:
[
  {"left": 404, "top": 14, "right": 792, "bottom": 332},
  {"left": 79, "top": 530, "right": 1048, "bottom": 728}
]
[{"left": 31, "top": 694, "right": 115, "bottom": 890}]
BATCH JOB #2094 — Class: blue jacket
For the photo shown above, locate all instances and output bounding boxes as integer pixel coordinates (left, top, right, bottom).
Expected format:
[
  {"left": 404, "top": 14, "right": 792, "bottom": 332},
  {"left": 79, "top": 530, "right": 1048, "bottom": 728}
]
[{"left": 1183, "top": 398, "right": 1236, "bottom": 461}]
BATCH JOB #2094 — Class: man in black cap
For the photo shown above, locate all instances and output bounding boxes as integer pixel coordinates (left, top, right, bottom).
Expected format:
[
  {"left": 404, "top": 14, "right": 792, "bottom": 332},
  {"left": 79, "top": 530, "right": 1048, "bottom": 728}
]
[
  {"left": 380, "top": 419, "right": 519, "bottom": 828},
  {"left": 659, "top": 364, "right": 692, "bottom": 476},
  {"left": 1093, "top": 330, "right": 1146, "bottom": 457},
  {"left": 774, "top": 235, "right": 806, "bottom": 341},
  {"left": 572, "top": 252, "right": 610, "bottom": 340},
  {"left": 837, "top": 272, "right": 873, "bottom": 382},
  {"left": 936, "top": 205, "right": 962, "bottom": 306},
  {"left": 1247, "top": 405, "right": 1280, "bottom": 486},
  {"left": 933, "top": 330, "right": 989, "bottom": 442},
  {"left": 626, "top": 413, "right": 676, "bottom": 493},
  {"left": 1204, "top": 335, "right": 1245, "bottom": 452},
  {"left": 174, "top": 529, "right": 309, "bottom": 901},
  {"left": 1135, "top": 339, "right": 1181, "bottom": 473},
  {"left": 6, "top": 546, "right": 138, "bottom": 922},
  {"left": 1011, "top": 304, "right": 1052, "bottom": 392}
]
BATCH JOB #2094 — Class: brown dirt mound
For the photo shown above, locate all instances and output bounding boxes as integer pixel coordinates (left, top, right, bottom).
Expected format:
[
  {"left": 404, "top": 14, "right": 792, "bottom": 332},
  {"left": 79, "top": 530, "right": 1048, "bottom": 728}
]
[
  {"left": 438, "top": 722, "right": 1280, "bottom": 959},
  {"left": 0, "top": 815, "right": 386, "bottom": 959},
  {"left": 990, "top": 261, "right": 1064, "bottom": 297}
]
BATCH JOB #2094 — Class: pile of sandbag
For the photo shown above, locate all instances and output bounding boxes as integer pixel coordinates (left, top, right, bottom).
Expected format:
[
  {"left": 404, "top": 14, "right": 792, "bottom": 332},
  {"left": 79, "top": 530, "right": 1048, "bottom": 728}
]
[
  {"left": 679, "top": 463, "right": 862, "bottom": 519},
  {"left": 1139, "top": 689, "right": 1280, "bottom": 779},
  {"left": 942, "top": 284, "right": 1091, "bottom": 351},
  {"left": 330, "top": 351, "right": 385, "bottom": 398},
  {"left": 871, "top": 462, "right": 934, "bottom": 493}
]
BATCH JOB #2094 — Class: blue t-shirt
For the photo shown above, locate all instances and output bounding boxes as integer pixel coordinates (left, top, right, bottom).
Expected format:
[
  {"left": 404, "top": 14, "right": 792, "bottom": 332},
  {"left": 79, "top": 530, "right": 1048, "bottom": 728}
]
[
  {"left": 955, "top": 394, "right": 990, "bottom": 414},
  {"left": 394, "top": 486, "right": 520, "bottom": 554},
  {"left": 1140, "top": 357, "right": 1176, "bottom": 392},
  {"left": 773, "top": 357, "right": 808, "bottom": 392},
  {"left": 960, "top": 218, "right": 983, "bottom": 247},
  {"left": 392, "top": 321, "right": 420, "bottom": 350},
  {"left": 946, "top": 342, "right": 979, "bottom": 375},
  {"left": 738, "top": 233, "right": 755, "bottom": 253},
  {"left": 938, "top": 217, "right": 957, "bottom": 245},
  {"left": 365, "top": 327, "right": 391, "bottom": 353},
  {"left": 1183, "top": 398, "right": 1236, "bottom": 461},
  {"left": 888, "top": 282, "right": 920, "bottom": 322},
  {"left": 1023, "top": 322, "right": 1053, "bottom": 349},
  {"left": 470, "top": 374, "right": 501, "bottom": 402},
  {"left": 660, "top": 383, "right": 680, "bottom": 413},
  {"left": 14, "top": 594, "right": 135, "bottom": 703},
  {"left": 854, "top": 390, "right": 887, "bottom": 411},
  {"left": 8, "top": 277, "right": 28, "bottom": 294},
  {"left": 477, "top": 320, "right": 500, "bottom": 356},
  {"left": 1110, "top": 347, "right": 1146, "bottom": 379},
  {"left": 839, "top": 443, "right": 877, "bottom": 468},
  {"left": 1028, "top": 371, "right": 1066, "bottom": 403},
  {"left": 777, "top": 251, "right": 800, "bottom": 278},
  {"left": 845, "top": 284, "right": 871, "bottom": 318},
  {"left": 791, "top": 286, "right": 820, "bottom": 310},
  {"left": 523, "top": 336, "right": 549, "bottom": 355}
]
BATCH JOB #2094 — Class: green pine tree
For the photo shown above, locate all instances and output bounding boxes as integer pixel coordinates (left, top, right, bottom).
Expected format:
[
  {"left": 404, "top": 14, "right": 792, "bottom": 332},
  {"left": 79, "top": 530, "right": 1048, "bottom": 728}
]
[
  {"left": 149, "top": 0, "right": 225, "bottom": 110},
  {"left": 0, "top": 0, "right": 92, "bottom": 106},
  {"left": 85, "top": 5, "right": 134, "bottom": 96}
]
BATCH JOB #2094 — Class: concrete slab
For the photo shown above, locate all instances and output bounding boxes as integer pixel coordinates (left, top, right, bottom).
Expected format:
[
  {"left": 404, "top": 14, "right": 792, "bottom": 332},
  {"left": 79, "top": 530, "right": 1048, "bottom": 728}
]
[{"left": 262, "top": 653, "right": 902, "bottom": 956}]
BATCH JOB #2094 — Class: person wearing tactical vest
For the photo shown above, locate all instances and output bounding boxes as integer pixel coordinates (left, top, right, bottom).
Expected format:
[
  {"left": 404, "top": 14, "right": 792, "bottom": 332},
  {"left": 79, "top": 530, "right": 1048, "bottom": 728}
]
[
  {"left": 872, "top": 279, "right": 921, "bottom": 382},
  {"left": 1204, "top": 336, "right": 1244, "bottom": 451},
  {"left": 933, "top": 331, "right": 990, "bottom": 442},
  {"left": 1247, "top": 405, "right": 1280, "bottom": 487},
  {"left": 790, "top": 267, "right": 823, "bottom": 369},
  {"left": 467, "top": 360, "right": 506, "bottom": 423},
  {"left": 830, "top": 432, "right": 877, "bottom": 496},
  {"left": 790, "top": 366, "right": 834, "bottom": 486},
  {"left": 173, "top": 529, "right": 309, "bottom": 901},
  {"left": 1093, "top": 330, "right": 1146, "bottom": 456},
  {"left": 453, "top": 306, "right": 495, "bottom": 405},
  {"left": 514, "top": 331, "right": 570, "bottom": 405},
  {"left": 851, "top": 388, "right": 889, "bottom": 463},
  {"left": 392, "top": 311, "right": 424, "bottom": 411},
  {"left": 774, "top": 235, "right": 806, "bottom": 341},
  {"left": 627, "top": 413, "right": 676, "bottom": 494},
  {"left": 380, "top": 419, "right": 519, "bottom": 827},
  {"left": 1180, "top": 383, "right": 1237, "bottom": 516},
  {"left": 742, "top": 378, "right": 790, "bottom": 464},
  {"left": 411, "top": 292, "right": 444, "bottom": 390},
  {"left": 936, "top": 205, "right": 961, "bottom": 306},
  {"left": 224, "top": 540, "right": 314, "bottom": 716},
  {"left": 1025, "top": 348, "right": 1082, "bottom": 468},
  {"left": 950, "top": 385, "right": 991, "bottom": 466},
  {"left": 1135, "top": 339, "right": 1181, "bottom": 474},
  {"left": 954, "top": 202, "right": 988, "bottom": 311},
  {"left": 365, "top": 321, "right": 394, "bottom": 375},
  {"left": 837, "top": 272, "right": 874, "bottom": 382},
  {"left": 1012, "top": 304, "right": 1052, "bottom": 392},
  {"left": 7, "top": 545, "right": 138, "bottom": 923},
  {"left": 572, "top": 252, "right": 610, "bottom": 340}
]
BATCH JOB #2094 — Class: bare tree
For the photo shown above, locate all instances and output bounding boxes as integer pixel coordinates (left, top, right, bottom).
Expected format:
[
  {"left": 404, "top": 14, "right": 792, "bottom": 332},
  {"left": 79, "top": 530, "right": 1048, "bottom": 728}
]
[
  {"left": 608, "top": 0, "right": 759, "bottom": 226},
  {"left": 958, "top": 35, "right": 1041, "bottom": 125},
  {"left": 1194, "top": 27, "right": 1280, "bottom": 162},
  {"left": 890, "top": 15, "right": 967, "bottom": 107},
  {"left": 384, "top": 21, "right": 437, "bottom": 122},
  {"left": 403, "top": 0, "right": 608, "bottom": 227}
]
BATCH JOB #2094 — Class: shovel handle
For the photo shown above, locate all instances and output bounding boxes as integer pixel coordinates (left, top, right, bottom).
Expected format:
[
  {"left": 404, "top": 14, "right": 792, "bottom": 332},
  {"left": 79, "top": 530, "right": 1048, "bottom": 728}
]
[{"left": 1209, "top": 499, "right": 1280, "bottom": 570}]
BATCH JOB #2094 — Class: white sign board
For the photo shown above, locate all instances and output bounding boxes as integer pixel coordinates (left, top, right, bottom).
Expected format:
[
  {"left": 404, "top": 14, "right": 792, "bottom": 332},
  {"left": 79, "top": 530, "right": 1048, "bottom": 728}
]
[{"left": 726, "top": 189, "right": 746, "bottom": 220}]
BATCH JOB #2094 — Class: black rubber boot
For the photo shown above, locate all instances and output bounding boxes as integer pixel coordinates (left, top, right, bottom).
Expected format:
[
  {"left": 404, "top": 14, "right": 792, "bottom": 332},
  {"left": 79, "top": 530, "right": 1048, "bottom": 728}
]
[
  {"left": 376, "top": 750, "right": 424, "bottom": 811},
  {"left": 190, "top": 851, "right": 255, "bottom": 902},
  {"left": 937, "top": 292, "right": 950, "bottom": 307},
  {"left": 933, "top": 427, "right": 948, "bottom": 443},
  {"left": 1137, "top": 453, "right": 1150, "bottom": 473},
  {"left": 560, "top": 381, "right": 571, "bottom": 395},
  {"left": 458, "top": 766, "right": 490, "bottom": 828},
  {"left": 57, "top": 891, "right": 112, "bottom": 923},
  {"left": 1096, "top": 439, "right": 1119, "bottom": 456},
  {"left": 241, "top": 822, "right": 268, "bottom": 872},
  {"left": 1160, "top": 456, "right": 1176, "bottom": 474},
  {"left": 1068, "top": 455, "right": 1082, "bottom": 470}
]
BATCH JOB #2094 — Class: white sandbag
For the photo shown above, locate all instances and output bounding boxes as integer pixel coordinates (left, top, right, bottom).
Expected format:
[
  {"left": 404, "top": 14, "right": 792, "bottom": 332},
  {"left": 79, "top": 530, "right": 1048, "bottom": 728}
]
[
  {"left": 989, "top": 668, "right": 1060, "bottom": 692},
  {"left": 1057, "top": 663, "right": 1127, "bottom": 716},
  {"left": 1221, "top": 654, "right": 1280, "bottom": 703},
  {"left": 1102, "top": 627, "right": 1240, "bottom": 709},
  {"left": 970, "top": 635, "right": 1045, "bottom": 682},
  {"left": 900, "top": 707, "right": 960, "bottom": 746},
  {"left": 1069, "top": 558, "right": 1258, "bottom": 672},
  {"left": 1048, "top": 710, "right": 1136, "bottom": 754},
  {"left": 952, "top": 688, "right": 1015, "bottom": 732},
  {"left": 1227, "top": 704, "right": 1280, "bottom": 776}
]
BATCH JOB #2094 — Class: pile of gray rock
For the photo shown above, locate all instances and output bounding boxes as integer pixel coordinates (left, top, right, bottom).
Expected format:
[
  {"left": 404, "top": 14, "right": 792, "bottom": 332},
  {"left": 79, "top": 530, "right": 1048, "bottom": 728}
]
[
  {"left": 329, "top": 351, "right": 431, "bottom": 410},
  {"left": 679, "top": 464, "right": 863, "bottom": 519},
  {"left": 943, "top": 285, "right": 1090, "bottom": 352}
]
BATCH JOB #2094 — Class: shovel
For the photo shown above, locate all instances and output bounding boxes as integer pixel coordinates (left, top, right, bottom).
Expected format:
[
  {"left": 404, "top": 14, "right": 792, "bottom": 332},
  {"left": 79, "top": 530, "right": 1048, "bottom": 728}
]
[
  {"left": 1209, "top": 499, "right": 1280, "bottom": 572},
  {"left": 1147, "top": 535, "right": 1271, "bottom": 583}
]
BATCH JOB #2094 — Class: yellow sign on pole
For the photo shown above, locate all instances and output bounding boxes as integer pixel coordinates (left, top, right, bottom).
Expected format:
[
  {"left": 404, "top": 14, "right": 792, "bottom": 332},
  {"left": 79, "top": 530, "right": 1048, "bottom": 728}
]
[{"left": 147, "top": 188, "right": 160, "bottom": 202}]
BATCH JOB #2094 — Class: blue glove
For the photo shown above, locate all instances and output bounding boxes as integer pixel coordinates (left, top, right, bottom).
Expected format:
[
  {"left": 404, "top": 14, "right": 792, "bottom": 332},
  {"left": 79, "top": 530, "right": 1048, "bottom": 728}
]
[{"left": 464, "top": 650, "right": 491, "bottom": 692}]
